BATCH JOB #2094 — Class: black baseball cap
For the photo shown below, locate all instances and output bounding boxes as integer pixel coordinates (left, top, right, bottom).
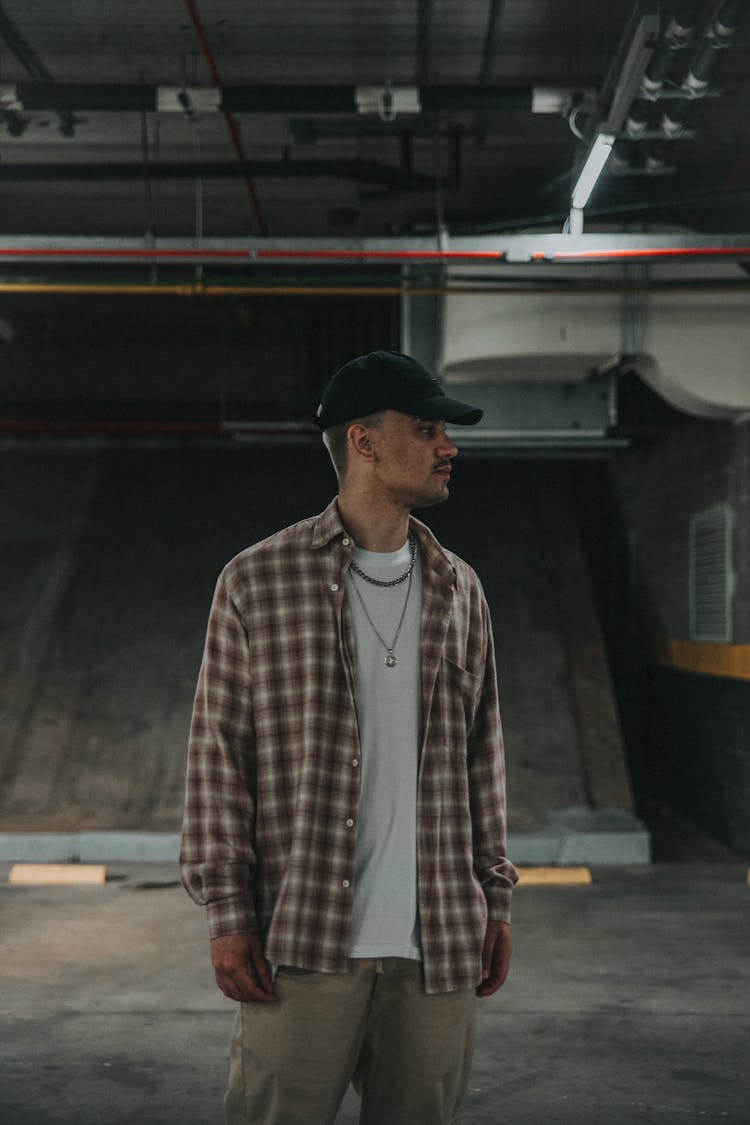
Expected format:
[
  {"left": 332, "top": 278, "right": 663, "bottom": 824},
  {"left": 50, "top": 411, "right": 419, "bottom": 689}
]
[{"left": 314, "top": 350, "right": 483, "bottom": 429}]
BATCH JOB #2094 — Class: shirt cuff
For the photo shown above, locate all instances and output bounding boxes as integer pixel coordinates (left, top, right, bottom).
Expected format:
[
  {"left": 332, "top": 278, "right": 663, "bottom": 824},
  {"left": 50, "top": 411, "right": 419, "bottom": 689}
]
[
  {"left": 206, "top": 892, "right": 258, "bottom": 939},
  {"left": 485, "top": 884, "right": 513, "bottom": 925}
]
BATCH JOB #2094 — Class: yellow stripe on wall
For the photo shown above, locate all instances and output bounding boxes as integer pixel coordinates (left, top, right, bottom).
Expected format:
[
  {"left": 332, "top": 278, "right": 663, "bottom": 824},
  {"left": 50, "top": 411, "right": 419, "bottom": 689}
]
[{"left": 653, "top": 640, "right": 750, "bottom": 682}]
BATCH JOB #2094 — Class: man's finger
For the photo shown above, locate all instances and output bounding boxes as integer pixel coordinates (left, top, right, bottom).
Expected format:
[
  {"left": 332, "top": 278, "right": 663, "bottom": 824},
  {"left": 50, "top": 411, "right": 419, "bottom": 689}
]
[
  {"left": 246, "top": 947, "right": 275, "bottom": 995},
  {"left": 216, "top": 964, "right": 276, "bottom": 1003}
]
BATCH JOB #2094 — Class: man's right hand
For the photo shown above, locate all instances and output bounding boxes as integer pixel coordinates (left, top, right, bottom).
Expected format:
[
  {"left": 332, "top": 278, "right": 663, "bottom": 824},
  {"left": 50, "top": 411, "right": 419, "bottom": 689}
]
[{"left": 210, "top": 931, "right": 277, "bottom": 1003}]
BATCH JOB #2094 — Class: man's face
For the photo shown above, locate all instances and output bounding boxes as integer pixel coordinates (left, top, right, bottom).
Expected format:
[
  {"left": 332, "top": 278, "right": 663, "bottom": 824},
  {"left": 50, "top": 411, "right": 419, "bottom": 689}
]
[{"left": 367, "top": 410, "right": 459, "bottom": 509}]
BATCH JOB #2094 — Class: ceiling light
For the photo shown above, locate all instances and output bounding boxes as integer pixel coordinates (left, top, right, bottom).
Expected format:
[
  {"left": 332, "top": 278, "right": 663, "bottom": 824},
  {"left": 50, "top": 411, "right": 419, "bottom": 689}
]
[{"left": 571, "top": 132, "right": 616, "bottom": 210}]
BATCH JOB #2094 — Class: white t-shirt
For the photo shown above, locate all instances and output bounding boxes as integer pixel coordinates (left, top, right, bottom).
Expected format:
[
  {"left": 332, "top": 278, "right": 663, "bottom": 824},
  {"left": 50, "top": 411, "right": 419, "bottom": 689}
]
[{"left": 346, "top": 540, "right": 423, "bottom": 961}]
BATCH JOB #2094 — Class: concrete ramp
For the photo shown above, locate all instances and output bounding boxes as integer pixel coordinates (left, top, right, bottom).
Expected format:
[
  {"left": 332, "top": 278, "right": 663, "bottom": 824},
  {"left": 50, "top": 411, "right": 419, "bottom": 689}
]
[{"left": 0, "top": 446, "right": 647, "bottom": 862}]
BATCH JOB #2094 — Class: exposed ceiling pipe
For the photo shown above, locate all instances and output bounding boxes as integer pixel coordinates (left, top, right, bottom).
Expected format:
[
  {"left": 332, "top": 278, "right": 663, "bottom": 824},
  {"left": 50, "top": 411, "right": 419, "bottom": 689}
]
[
  {"left": 0, "top": 280, "right": 745, "bottom": 298},
  {"left": 182, "top": 0, "right": 269, "bottom": 236}
]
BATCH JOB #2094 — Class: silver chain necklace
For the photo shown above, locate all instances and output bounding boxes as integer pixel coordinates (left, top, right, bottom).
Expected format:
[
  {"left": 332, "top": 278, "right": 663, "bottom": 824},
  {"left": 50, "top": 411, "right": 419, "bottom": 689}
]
[
  {"left": 348, "top": 561, "right": 415, "bottom": 669},
  {"left": 348, "top": 535, "right": 418, "bottom": 588}
]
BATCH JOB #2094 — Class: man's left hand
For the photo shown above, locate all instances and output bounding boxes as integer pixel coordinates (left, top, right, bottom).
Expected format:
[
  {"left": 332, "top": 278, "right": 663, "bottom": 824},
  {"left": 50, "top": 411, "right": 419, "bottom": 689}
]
[{"left": 476, "top": 919, "right": 512, "bottom": 998}]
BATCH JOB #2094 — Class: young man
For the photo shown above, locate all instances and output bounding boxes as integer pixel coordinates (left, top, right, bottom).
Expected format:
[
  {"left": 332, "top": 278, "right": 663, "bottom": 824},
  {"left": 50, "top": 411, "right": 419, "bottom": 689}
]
[{"left": 181, "top": 350, "right": 518, "bottom": 1125}]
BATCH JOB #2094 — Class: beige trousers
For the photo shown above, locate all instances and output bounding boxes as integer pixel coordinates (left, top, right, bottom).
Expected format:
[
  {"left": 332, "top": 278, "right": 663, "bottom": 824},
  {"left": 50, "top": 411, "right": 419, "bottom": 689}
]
[{"left": 224, "top": 957, "right": 476, "bottom": 1125}]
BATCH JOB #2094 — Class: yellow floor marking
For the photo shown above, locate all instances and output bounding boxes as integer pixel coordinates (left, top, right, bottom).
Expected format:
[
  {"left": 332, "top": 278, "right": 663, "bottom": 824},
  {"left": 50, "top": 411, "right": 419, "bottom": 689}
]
[
  {"left": 8, "top": 864, "right": 107, "bottom": 886},
  {"left": 516, "top": 866, "right": 592, "bottom": 885},
  {"left": 653, "top": 639, "right": 750, "bottom": 682}
]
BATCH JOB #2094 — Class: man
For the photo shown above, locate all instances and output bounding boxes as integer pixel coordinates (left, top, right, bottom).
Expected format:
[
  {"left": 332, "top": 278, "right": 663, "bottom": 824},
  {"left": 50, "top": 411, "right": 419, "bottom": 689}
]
[{"left": 180, "top": 350, "right": 518, "bottom": 1125}]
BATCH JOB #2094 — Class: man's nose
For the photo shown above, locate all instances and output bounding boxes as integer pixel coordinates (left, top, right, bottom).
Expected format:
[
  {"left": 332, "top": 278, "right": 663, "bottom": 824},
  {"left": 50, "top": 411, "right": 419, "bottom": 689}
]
[{"left": 438, "top": 431, "right": 458, "bottom": 459}]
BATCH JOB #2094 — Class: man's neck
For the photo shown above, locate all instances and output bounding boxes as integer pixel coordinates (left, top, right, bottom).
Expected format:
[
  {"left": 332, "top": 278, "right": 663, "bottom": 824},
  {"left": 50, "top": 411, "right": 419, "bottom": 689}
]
[{"left": 337, "top": 491, "right": 411, "bottom": 553}]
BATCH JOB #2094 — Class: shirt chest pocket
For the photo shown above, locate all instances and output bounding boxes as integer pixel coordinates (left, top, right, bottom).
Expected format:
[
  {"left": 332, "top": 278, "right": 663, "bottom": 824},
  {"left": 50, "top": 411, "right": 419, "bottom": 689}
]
[{"left": 437, "top": 657, "right": 483, "bottom": 741}]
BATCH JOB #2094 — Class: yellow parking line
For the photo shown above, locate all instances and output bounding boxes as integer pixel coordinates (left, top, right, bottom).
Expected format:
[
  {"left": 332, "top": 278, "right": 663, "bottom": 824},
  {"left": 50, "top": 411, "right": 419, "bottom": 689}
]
[
  {"left": 516, "top": 866, "right": 592, "bottom": 886},
  {"left": 7, "top": 863, "right": 107, "bottom": 886}
]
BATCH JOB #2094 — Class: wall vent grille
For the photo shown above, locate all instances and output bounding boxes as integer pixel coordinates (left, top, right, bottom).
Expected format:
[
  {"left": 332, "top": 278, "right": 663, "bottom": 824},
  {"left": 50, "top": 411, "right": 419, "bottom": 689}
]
[{"left": 689, "top": 503, "right": 733, "bottom": 643}]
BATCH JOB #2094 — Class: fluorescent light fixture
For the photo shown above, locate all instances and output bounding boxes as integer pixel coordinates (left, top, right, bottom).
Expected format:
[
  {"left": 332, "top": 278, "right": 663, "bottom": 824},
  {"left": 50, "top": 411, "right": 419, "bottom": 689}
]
[{"left": 571, "top": 132, "right": 616, "bottom": 210}]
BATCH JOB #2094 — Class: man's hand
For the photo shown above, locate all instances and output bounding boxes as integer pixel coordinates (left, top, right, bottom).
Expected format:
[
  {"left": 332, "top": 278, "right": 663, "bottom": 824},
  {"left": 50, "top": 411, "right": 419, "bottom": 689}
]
[
  {"left": 476, "top": 919, "right": 512, "bottom": 998},
  {"left": 210, "top": 931, "right": 277, "bottom": 1003}
]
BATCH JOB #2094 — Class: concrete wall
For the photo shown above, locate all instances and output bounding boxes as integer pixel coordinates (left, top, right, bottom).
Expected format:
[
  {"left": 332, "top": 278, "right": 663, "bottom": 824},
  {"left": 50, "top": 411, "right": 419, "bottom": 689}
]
[
  {"left": 610, "top": 417, "right": 750, "bottom": 855},
  {"left": 0, "top": 445, "right": 625, "bottom": 837}
]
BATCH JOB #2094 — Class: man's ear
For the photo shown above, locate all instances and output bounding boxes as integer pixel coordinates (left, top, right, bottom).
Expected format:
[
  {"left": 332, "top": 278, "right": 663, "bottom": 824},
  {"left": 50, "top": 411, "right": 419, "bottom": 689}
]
[{"left": 348, "top": 422, "right": 376, "bottom": 462}]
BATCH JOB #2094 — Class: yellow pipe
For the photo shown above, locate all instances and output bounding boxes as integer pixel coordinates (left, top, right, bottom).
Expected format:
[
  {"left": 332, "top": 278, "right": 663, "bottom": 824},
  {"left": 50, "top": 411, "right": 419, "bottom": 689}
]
[{"left": 0, "top": 282, "right": 747, "bottom": 297}]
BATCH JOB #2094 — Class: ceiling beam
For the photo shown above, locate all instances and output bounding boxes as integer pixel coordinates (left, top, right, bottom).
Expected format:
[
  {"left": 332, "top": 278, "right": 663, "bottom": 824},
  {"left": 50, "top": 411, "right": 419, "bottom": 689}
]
[{"left": 2, "top": 80, "right": 566, "bottom": 116}]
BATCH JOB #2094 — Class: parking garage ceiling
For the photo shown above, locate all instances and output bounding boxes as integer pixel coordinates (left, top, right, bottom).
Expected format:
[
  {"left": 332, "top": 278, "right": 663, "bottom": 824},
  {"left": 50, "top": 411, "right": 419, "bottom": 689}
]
[{"left": 0, "top": 0, "right": 747, "bottom": 242}]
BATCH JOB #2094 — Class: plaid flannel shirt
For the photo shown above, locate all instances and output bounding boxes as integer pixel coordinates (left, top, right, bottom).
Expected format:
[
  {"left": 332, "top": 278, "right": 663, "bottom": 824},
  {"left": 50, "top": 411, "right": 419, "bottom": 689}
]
[{"left": 180, "top": 498, "right": 518, "bottom": 994}]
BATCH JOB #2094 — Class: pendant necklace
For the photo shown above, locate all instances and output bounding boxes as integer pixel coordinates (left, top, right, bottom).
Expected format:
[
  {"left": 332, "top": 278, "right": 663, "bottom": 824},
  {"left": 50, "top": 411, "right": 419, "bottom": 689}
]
[{"left": 347, "top": 542, "right": 417, "bottom": 668}]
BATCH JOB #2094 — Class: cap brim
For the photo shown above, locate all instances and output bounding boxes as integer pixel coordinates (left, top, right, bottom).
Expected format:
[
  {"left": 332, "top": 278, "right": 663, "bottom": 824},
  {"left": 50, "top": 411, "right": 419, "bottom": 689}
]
[{"left": 411, "top": 394, "right": 483, "bottom": 426}]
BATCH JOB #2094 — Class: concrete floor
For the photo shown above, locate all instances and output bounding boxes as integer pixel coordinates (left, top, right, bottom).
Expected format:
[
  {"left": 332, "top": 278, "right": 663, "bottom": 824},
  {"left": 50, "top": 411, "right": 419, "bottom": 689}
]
[{"left": 1, "top": 860, "right": 748, "bottom": 1125}]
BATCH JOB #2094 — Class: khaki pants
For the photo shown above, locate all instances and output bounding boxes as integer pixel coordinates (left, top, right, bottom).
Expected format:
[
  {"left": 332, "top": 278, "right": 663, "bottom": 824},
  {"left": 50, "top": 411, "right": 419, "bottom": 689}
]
[{"left": 224, "top": 957, "right": 476, "bottom": 1125}]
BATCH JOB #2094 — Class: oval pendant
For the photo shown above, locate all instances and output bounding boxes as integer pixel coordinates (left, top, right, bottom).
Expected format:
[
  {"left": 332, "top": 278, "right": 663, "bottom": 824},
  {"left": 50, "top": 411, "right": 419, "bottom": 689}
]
[{"left": 384, "top": 653, "right": 398, "bottom": 668}]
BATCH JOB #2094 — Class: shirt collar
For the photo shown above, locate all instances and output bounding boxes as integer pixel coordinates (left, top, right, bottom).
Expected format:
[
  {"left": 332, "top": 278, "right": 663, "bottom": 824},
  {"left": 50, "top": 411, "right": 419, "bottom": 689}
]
[
  {"left": 311, "top": 497, "right": 456, "bottom": 586},
  {"left": 310, "top": 497, "right": 349, "bottom": 549}
]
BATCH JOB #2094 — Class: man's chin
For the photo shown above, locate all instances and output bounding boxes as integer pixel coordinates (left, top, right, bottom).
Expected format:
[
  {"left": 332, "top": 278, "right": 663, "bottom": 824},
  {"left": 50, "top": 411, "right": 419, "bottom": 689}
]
[{"left": 412, "top": 484, "right": 450, "bottom": 510}]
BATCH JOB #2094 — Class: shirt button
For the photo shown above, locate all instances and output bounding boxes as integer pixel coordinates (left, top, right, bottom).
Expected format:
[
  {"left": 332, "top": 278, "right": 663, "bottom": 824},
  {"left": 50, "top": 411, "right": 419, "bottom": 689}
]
[
  {"left": 342, "top": 537, "right": 350, "bottom": 546},
  {"left": 352, "top": 759, "right": 359, "bottom": 768},
  {"left": 330, "top": 583, "right": 339, "bottom": 592},
  {"left": 342, "top": 879, "right": 350, "bottom": 888},
  {"left": 346, "top": 819, "right": 354, "bottom": 828}
]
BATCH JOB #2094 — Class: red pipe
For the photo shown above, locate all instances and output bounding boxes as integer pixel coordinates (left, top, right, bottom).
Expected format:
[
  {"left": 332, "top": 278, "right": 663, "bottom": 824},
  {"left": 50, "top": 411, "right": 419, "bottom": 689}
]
[
  {"left": 182, "top": 0, "right": 270, "bottom": 236},
  {"left": 0, "top": 245, "right": 748, "bottom": 263},
  {"left": 550, "top": 246, "right": 750, "bottom": 261},
  {"left": 254, "top": 249, "right": 506, "bottom": 260}
]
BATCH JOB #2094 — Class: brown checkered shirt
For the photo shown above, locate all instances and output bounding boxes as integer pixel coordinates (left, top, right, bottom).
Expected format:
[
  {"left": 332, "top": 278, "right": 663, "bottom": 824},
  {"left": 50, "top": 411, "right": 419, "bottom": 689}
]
[{"left": 180, "top": 498, "right": 518, "bottom": 993}]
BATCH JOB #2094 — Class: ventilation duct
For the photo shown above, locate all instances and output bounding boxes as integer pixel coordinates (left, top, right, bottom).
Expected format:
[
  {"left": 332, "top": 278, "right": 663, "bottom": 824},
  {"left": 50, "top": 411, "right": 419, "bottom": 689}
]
[{"left": 438, "top": 253, "right": 750, "bottom": 422}]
